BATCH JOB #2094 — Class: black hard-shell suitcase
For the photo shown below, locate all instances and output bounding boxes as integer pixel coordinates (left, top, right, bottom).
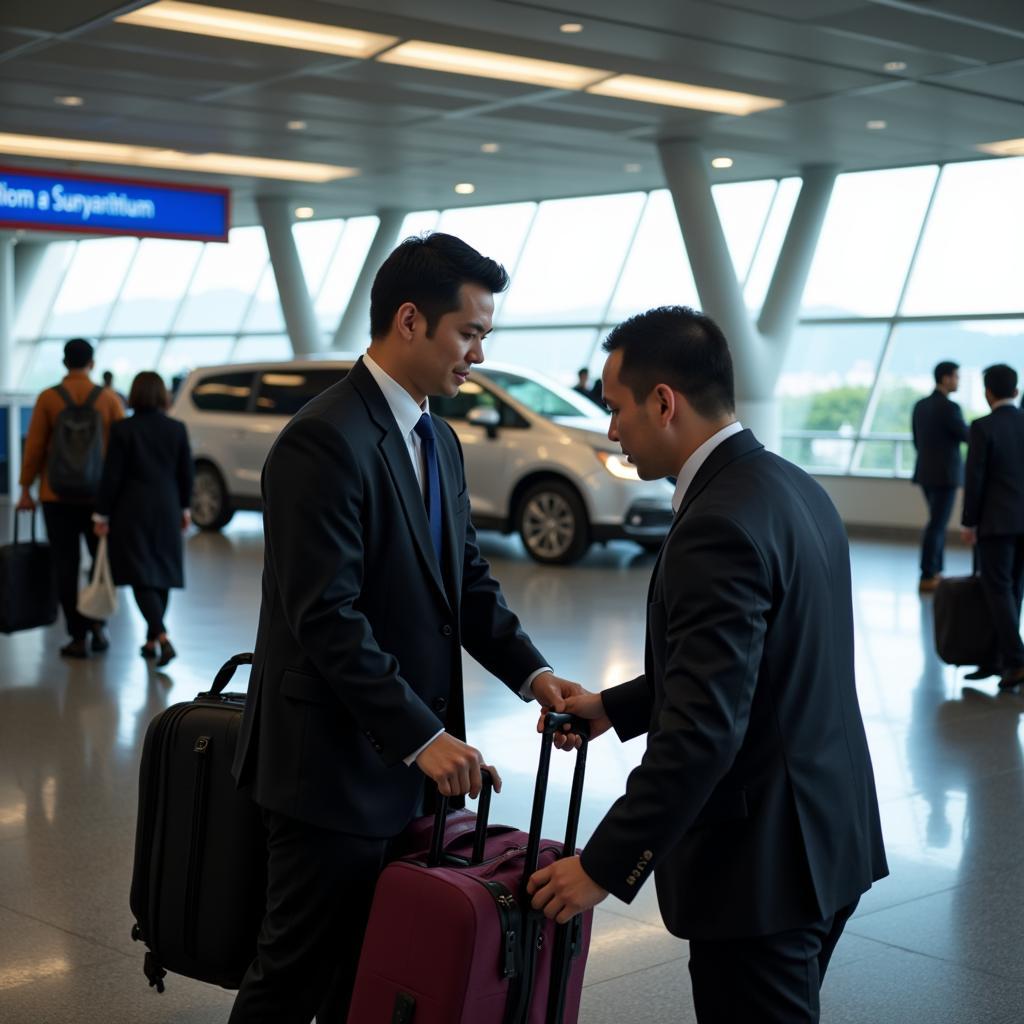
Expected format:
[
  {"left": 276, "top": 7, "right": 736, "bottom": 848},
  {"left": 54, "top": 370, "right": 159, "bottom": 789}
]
[
  {"left": 0, "top": 510, "right": 58, "bottom": 633},
  {"left": 933, "top": 575, "right": 998, "bottom": 666},
  {"left": 129, "top": 653, "right": 266, "bottom": 993}
]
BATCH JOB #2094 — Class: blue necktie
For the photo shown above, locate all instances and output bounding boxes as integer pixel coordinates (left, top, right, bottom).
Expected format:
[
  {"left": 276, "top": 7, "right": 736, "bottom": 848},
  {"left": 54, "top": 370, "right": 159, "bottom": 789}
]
[{"left": 413, "top": 413, "right": 443, "bottom": 564}]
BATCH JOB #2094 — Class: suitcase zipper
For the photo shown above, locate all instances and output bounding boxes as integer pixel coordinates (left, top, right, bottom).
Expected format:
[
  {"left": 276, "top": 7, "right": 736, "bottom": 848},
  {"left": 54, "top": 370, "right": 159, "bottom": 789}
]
[
  {"left": 476, "top": 879, "right": 521, "bottom": 980},
  {"left": 183, "top": 734, "right": 211, "bottom": 960}
]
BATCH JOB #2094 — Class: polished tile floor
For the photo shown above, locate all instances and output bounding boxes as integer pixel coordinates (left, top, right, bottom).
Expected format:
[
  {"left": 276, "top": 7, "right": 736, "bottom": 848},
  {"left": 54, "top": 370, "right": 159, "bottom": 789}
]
[{"left": 1, "top": 515, "right": 1022, "bottom": 1023}]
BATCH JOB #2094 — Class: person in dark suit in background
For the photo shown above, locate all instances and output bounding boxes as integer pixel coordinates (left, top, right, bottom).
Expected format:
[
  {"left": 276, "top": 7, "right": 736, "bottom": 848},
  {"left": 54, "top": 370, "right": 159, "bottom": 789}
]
[
  {"left": 527, "top": 306, "right": 887, "bottom": 1024},
  {"left": 93, "top": 372, "right": 193, "bottom": 667},
  {"left": 911, "top": 360, "right": 969, "bottom": 593},
  {"left": 960, "top": 363, "right": 1024, "bottom": 691},
  {"left": 229, "top": 234, "right": 581, "bottom": 1023},
  {"left": 572, "top": 366, "right": 604, "bottom": 408}
]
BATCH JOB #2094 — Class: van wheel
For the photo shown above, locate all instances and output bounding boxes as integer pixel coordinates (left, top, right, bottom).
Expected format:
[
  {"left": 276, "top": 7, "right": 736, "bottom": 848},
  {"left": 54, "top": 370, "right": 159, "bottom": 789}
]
[
  {"left": 517, "top": 480, "right": 589, "bottom": 565},
  {"left": 191, "top": 463, "right": 234, "bottom": 531}
]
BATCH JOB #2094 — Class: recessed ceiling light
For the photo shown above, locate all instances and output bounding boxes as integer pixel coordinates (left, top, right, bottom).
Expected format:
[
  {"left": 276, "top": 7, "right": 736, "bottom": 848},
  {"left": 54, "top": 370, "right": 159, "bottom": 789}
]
[
  {"left": 377, "top": 41, "right": 609, "bottom": 90},
  {"left": 286, "top": 120, "right": 307, "bottom": 131},
  {"left": 624, "top": 162, "right": 642, "bottom": 173},
  {"left": 294, "top": 206, "right": 314, "bottom": 219},
  {"left": 588, "top": 75, "right": 783, "bottom": 116},
  {"left": 884, "top": 61, "right": 907, "bottom": 72},
  {"left": 116, "top": 1, "right": 398, "bottom": 58},
  {"left": 0, "top": 132, "right": 359, "bottom": 182},
  {"left": 560, "top": 23, "right": 583, "bottom": 33},
  {"left": 977, "top": 136, "right": 1024, "bottom": 157},
  {"left": 711, "top": 156, "right": 734, "bottom": 169},
  {"left": 55, "top": 96, "right": 84, "bottom": 107},
  {"left": 481, "top": 142, "right": 500, "bottom": 153},
  {"left": 866, "top": 119, "right": 887, "bottom": 130},
  {"left": 454, "top": 182, "right": 476, "bottom": 195}
]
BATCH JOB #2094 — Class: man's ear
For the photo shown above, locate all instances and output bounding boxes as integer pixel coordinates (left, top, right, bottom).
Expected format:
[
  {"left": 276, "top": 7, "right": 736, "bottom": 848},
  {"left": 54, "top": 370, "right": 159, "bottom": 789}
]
[
  {"left": 652, "top": 383, "right": 677, "bottom": 426},
  {"left": 395, "top": 302, "right": 418, "bottom": 340}
]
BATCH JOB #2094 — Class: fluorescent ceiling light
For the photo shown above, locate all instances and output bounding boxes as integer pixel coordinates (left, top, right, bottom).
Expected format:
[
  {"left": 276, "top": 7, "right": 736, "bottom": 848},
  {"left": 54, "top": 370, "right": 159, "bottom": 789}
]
[
  {"left": 866, "top": 120, "right": 887, "bottom": 130},
  {"left": 454, "top": 182, "right": 476, "bottom": 195},
  {"left": 377, "top": 41, "right": 609, "bottom": 91},
  {"left": 481, "top": 142, "right": 500, "bottom": 153},
  {"left": 116, "top": 1, "right": 397, "bottom": 59},
  {"left": 588, "top": 74, "right": 783, "bottom": 115},
  {"left": 560, "top": 23, "right": 584, "bottom": 34},
  {"left": 711, "top": 156, "right": 733, "bottom": 168},
  {"left": 0, "top": 133, "right": 358, "bottom": 183},
  {"left": 977, "top": 137, "right": 1024, "bottom": 157},
  {"left": 624, "top": 162, "right": 642, "bottom": 172},
  {"left": 55, "top": 95, "right": 84, "bottom": 107},
  {"left": 884, "top": 61, "right": 907, "bottom": 72},
  {"left": 294, "top": 206, "right": 315, "bottom": 219}
]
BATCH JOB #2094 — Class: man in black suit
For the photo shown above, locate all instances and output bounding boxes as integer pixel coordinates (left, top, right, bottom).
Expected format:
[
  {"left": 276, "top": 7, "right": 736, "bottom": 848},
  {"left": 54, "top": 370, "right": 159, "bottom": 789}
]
[
  {"left": 528, "top": 307, "right": 887, "bottom": 1023},
  {"left": 960, "top": 363, "right": 1024, "bottom": 691},
  {"left": 911, "top": 360, "right": 969, "bottom": 593},
  {"left": 230, "top": 234, "right": 581, "bottom": 1023},
  {"left": 572, "top": 366, "right": 604, "bottom": 408}
]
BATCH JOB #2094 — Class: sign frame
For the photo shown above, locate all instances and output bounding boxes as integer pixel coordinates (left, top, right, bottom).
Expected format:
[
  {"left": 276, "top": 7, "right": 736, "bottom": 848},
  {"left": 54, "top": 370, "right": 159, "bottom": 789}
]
[{"left": 0, "top": 164, "right": 231, "bottom": 242}]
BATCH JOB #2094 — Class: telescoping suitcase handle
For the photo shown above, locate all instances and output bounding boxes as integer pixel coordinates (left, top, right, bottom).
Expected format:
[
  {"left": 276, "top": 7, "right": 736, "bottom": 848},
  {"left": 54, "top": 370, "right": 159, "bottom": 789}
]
[
  {"left": 14, "top": 507, "right": 41, "bottom": 545},
  {"left": 427, "top": 712, "right": 590, "bottom": 870}
]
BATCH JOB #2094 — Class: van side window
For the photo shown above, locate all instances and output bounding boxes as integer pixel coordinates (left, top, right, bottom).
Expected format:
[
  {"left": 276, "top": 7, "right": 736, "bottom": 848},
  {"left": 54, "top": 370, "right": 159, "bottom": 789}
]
[
  {"left": 254, "top": 369, "right": 348, "bottom": 416},
  {"left": 431, "top": 381, "right": 499, "bottom": 421},
  {"left": 191, "top": 372, "right": 255, "bottom": 412}
]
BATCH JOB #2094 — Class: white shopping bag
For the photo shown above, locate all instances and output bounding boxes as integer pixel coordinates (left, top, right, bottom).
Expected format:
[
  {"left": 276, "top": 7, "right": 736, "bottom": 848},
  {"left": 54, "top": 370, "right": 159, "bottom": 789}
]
[{"left": 77, "top": 536, "right": 118, "bottom": 620}]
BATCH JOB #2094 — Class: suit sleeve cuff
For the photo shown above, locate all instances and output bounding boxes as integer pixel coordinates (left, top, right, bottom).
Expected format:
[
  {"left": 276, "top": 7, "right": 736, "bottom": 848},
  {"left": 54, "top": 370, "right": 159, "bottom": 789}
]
[
  {"left": 404, "top": 728, "right": 445, "bottom": 767},
  {"left": 519, "top": 666, "right": 553, "bottom": 701}
]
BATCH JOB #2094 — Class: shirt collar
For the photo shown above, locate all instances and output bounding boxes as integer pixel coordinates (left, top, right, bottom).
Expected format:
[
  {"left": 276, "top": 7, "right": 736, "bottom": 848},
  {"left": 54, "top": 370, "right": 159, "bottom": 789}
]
[
  {"left": 363, "top": 353, "right": 428, "bottom": 438},
  {"left": 671, "top": 421, "right": 744, "bottom": 513},
  {"left": 992, "top": 398, "right": 1017, "bottom": 410}
]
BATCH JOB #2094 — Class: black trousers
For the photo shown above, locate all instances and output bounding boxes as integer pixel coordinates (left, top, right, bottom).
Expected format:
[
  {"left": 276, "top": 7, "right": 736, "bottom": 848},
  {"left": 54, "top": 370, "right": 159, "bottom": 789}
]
[
  {"left": 228, "top": 811, "right": 389, "bottom": 1024},
  {"left": 41, "top": 502, "right": 100, "bottom": 642},
  {"left": 919, "top": 485, "right": 956, "bottom": 578},
  {"left": 688, "top": 899, "right": 858, "bottom": 1024},
  {"left": 976, "top": 534, "right": 1024, "bottom": 672},
  {"left": 132, "top": 587, "right": 169, "bottom": 641}
]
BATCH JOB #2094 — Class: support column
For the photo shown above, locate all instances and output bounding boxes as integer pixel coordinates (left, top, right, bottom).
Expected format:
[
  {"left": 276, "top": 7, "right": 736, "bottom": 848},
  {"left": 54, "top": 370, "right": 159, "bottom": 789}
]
[
  {"left": 0, "top": 233, "right": 15, "bottom": 390},
  {"left": 658, "top": 140, "right": 835, "bottom": 452},
  {"left": 13, "top": 240, "right": 48, "bottom": 316},
  {"left": 332, "top": 208, "right": 406, "bottom": 352},
  {"left": 256, "top": 196, "right": 321, "bottom": 356}
]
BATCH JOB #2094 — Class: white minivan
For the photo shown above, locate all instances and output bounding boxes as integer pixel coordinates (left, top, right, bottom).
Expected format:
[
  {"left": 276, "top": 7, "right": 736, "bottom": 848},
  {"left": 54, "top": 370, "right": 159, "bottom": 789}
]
[{"left": 171, "top": 357, "right": 674, "bottom": 564}]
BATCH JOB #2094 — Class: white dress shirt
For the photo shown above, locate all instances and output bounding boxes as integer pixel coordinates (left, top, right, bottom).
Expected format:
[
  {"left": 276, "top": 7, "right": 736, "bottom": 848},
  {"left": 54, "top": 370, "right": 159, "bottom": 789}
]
[
  {"left": 672, "top": 421, "right": 745, "bottom": 513},
  {"left": 362, "top": 355, "right": 550, "bottom": 766}
]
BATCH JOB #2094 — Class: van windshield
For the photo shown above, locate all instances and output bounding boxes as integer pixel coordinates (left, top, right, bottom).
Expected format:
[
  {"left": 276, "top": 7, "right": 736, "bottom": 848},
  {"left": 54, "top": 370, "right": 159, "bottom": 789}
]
[{"left": 480, "top": 369, "right": 599, "bottom": 419}]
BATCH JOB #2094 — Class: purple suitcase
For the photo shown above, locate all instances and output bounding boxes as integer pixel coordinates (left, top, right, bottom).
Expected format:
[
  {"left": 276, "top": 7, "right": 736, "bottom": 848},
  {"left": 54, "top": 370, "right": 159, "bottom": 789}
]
[{"left": 348, "top": 713, "right": 592, "bottom": 1024}]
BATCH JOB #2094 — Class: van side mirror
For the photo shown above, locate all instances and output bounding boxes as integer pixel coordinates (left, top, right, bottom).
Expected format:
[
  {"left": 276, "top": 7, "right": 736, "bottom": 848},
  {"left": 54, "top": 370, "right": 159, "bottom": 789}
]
[{"left": 467, "top": 406, "right": 500, "bottom": 439}]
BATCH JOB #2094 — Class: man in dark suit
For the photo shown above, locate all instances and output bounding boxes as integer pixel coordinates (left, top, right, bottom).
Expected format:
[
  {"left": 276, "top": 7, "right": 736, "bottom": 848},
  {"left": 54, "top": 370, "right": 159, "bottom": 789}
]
[
  {"left": 528, "top": 306, "right": 887, "bottom": 1023},
  {"left": 230, "top": 234, "right": 581, "bottom": 1023},
  {"left": 960, "top": 363, "right": 1024, "bottom": 691},
  {"left": 912, "top": 360, "right": 969, "bottom": 593}
]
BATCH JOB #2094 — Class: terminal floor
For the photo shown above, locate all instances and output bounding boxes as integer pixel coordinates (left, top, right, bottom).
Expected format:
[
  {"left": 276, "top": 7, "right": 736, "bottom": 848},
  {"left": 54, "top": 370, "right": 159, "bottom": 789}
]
[{"left": 0, "top": 517, "right": 1022, "bottom": 1024}]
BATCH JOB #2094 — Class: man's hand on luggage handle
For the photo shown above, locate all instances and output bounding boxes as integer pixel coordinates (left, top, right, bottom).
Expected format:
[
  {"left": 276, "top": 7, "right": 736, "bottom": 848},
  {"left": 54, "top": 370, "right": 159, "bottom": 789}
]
[
  {"left": 16, "top": 488, "right": 35, "bottom": 512},
  {"left": 537, "top": 689, "right": 613, "bottom": 750},
  {"left": 961, "top": 526, "right": 977, "bottom": 546},
  {"left": 93, "top": 521, "right": 110, "bottom": 537},
  {"left": 528, "top": 856, "right": 607, "bottom": 924},
  {"left": 415, "top": 733, "right": 501, "bottom": 799}
]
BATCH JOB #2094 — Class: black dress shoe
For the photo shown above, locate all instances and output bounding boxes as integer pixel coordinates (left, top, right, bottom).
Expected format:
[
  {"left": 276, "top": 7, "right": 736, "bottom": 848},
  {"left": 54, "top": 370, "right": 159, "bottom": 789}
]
[
  {"left": 998, "top": 666, "right": 1024, "bottom": 690},
  {"left": 60, "top": 639, "right": 89, "bottom": 659},
  {"left": 140, "top": 643, "right": 158, "bottom": 659},
  {"left": 964, "top": 666, "right": 999, "bottom": 680},
  {"left": 90, "top": 627, "right": 110, "bottom": 653},
  {"left": 156, "top": 639, "right": 177, "bottom": 668}
]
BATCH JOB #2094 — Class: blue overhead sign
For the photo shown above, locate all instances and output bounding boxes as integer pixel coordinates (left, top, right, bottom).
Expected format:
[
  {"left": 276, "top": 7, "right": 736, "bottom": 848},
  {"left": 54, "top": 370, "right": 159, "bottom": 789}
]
[{"left": 0, "top": 166, "right": 229, "bottom": 241}]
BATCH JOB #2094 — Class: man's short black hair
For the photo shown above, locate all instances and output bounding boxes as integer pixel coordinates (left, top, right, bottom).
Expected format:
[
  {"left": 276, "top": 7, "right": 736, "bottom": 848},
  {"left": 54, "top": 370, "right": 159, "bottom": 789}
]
[
  {"left": 369, "top": 232, "right": 509, "bottom": 339},
  {"left": 602, "top": 306, "right": 734, "bottom": 418},
  {"left": 63, "top": 338, "right": 94, "bottom": 370},
  {"left": 983, "top": 363, "right": 1018, "bottom": 400},
  {"left": 934, "top": 361, "right": 959, "bottom": 384}
]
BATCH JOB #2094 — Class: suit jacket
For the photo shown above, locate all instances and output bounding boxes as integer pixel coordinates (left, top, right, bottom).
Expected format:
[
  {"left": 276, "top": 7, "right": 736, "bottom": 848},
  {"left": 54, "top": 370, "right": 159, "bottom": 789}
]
[
  {"left": 962, "top": 404, "right": 1024, "bottom": 536},
  {"left": 912, "top": 390, "right": 968, "bottom": 487},
  {"left": 580, "top": 430, "right": 887, "bottom": 941},
  {"left": 233, "top": 358, "right": 547, "bottom": 836}
]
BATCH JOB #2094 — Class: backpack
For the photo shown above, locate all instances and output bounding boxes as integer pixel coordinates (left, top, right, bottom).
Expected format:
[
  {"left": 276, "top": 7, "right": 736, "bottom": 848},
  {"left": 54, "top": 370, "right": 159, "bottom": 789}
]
[{"left": 47, "top": 385, "right": 105, "bottom": 499}]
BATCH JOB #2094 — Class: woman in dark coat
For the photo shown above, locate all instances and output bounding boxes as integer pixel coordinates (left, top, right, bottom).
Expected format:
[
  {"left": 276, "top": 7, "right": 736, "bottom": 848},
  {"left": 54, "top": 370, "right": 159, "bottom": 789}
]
[{"left": 94, "top": 371, "right": 193, "bottom": 667}]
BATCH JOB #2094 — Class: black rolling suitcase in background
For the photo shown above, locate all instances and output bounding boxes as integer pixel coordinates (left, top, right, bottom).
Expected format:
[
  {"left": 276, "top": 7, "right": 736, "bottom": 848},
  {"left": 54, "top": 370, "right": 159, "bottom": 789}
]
[
  {"left": 933, "top": 575, "right": 998, "bottom": 666},
  {"left": 130, "top": 653, "right": 266, "bottom": 993},
  {"left": 0, "top": 509, "right": 58, "bottom": 633}
]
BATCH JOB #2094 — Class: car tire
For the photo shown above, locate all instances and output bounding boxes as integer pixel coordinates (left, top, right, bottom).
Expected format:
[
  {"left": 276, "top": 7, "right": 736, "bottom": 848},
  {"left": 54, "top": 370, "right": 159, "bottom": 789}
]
[
  {"left": 516, "top": 479, "right": 590, "bottom": 565},
  {"left": 191, "top": 462, "right": 235, "bottom": 531}
]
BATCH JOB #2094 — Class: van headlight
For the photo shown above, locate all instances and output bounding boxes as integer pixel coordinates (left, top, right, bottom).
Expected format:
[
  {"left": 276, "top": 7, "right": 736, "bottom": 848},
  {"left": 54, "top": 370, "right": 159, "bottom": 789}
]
[{"left": 595, "top": 450, "right": 640, "bottom": 481}]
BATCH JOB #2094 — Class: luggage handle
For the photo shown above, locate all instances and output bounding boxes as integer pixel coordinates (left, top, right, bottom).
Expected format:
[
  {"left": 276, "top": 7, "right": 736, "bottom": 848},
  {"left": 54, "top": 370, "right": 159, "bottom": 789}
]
[
  {"left": 207, "top": 653, "right": 254, "bottom": 696},
  {"left": 428, "top": 768, "right": 495, "bottom": 868},
  {"left": 13, "top": 507, "right": 39, "bottom": 545}
]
